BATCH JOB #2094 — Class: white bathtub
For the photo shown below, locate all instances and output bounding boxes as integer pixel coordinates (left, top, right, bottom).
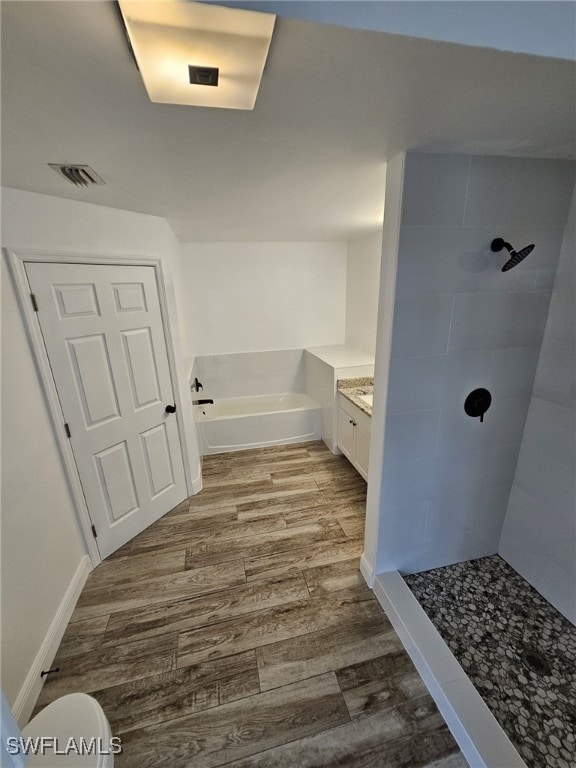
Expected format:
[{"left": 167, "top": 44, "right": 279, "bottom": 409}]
[{"left": 196, "top": 393, "right": 322, "bottom": 454}]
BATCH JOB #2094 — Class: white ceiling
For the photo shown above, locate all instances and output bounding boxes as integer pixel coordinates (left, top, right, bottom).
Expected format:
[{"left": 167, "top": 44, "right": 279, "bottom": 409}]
[{"left": 1, "top": 1, "right": 575, "bottom": 242}]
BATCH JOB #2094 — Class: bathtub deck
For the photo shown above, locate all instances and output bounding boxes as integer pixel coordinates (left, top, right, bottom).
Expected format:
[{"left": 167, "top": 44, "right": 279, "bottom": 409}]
[{"left": 36, "top": 441, "right": 466, "bottom": 768}]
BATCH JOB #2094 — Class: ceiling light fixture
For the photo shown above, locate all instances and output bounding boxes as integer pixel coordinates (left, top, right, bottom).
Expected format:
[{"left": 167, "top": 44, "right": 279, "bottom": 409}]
[{"left": 117, "top": 1, "right": 276, "bottom": 110}]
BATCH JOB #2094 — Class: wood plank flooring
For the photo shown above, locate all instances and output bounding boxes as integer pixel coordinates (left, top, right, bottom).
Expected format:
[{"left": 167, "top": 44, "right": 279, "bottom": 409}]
[{"left": 36, "top": 441, "right": 467, "bottom": 767}]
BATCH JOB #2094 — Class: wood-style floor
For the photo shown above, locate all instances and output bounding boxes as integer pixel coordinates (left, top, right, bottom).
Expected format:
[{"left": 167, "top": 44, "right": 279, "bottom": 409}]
[{"left": 37, "top": 441, "right": 467, "bottom": 768}]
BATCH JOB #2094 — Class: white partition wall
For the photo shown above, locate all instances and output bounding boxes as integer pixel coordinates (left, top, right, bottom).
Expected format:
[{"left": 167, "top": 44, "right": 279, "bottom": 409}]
[
  {"left": 368, "top": 153, "right": 575, "bottom": 577},
  {"left": 363, "top": 154, "right": 404, "bottom": 584}
]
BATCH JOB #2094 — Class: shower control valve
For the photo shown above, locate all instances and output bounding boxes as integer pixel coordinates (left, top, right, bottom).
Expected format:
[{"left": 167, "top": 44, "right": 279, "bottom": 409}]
[{"left": 464, "top": 388, "right": 492, "bottom": 423}]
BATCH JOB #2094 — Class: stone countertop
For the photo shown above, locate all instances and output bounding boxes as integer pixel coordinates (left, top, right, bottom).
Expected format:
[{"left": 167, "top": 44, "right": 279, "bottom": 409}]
[{"left": 337, "top": 377, "right": 374, "bottom": 417}]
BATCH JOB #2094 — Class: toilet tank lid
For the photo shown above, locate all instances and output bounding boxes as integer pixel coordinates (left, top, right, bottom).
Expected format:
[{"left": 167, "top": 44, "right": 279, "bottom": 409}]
[{"left": 22, "top": 693, "right": 113, "bottom": 767}]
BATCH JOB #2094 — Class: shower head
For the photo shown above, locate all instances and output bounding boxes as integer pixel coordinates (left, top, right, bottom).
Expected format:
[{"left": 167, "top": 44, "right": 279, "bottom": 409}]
[
  {"left": 501, "top": 243, "right": 535, "bottom": 272},
  {"left": 491, "top": 238, "right": 535, "bottom": 272}
]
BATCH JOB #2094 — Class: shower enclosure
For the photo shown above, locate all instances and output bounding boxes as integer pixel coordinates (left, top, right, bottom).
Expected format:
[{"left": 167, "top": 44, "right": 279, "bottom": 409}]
[{"left": 366, "top": 152, "right": 575, "bottom": 767}]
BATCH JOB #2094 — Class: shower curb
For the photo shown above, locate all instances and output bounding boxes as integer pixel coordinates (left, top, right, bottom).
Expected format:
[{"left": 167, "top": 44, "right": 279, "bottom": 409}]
[{"left": 373, "top": 570, "right": 527, "bottom": 768}]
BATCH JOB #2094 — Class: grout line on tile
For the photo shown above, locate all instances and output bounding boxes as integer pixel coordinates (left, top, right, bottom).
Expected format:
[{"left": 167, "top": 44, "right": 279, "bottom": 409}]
[
  {"left": 461, "top": 157, "right": 472, "bottom": 226},
  {"left": 432, "top": 408, "right": 442, "bottom": 457},
  {"left": 423, "top": 500, "right": 432, "bottom": 539},
  {"left": 486, "top": 350, "right": 495, "bottom": 383},
  {"left": 448, "top": 288, "right": 552, "bottom": 297},
  {"left": 445, "top": 294, "right": 456, "bottom": 355},
  {"left": 390, "top": 406, "right": 444, "bottom": 417}
]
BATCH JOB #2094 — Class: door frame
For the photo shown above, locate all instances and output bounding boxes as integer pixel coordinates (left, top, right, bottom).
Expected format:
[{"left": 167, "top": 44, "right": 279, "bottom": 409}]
[{"left": 5, "top": 248, "right": 195, "bottom": 567}]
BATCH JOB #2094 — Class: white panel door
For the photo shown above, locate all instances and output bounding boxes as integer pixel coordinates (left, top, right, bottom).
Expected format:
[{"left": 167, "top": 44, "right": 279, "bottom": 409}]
[{"left": 26, "top": 262, "right": 187, "bottom": 558}]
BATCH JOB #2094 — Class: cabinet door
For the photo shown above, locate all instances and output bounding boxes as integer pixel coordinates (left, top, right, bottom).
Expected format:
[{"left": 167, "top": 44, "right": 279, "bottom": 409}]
[
  {"left": 338, "top": 407, "right": 356, "bottom": 461},
  {"left": 355, "top": 425, "right": 371, "bottom": 481}
]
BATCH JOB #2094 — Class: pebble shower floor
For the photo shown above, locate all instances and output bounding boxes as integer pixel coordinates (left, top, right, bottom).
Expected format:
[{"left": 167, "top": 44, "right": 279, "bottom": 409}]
[{"left": 404, "top": 555, "right": 576, "bottom": 768}]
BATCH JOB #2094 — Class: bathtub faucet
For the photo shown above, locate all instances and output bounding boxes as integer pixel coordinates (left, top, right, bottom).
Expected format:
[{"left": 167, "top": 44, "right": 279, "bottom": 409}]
[{"left": 193, "top": 399, "right": 214, "bottom": 405}]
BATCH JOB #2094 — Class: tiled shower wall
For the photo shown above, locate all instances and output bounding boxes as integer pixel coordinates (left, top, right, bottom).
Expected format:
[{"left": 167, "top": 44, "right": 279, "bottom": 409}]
[
  {"left": 375, "top": 152, "right": 575, "bottom": 575},
  {"left": 499, "top": 191, "right": 576, "bottom": 623}
]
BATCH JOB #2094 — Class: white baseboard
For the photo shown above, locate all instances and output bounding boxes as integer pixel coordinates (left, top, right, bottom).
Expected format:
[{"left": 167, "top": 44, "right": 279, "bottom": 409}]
[
  {"left": 191, "top": 475, "right": 203, "bottom": 495},
  {"left": 373, "top": 570, "right": 526, "bottom": 768},
  {"left": 359, "top": 552, "right": 374, "bottom": 587},
  {"left": 13, "top": 555, "right": 92, "bottom": 727}
]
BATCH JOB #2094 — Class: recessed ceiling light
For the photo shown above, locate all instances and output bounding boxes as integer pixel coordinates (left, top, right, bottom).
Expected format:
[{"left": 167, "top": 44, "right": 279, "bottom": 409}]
[{"left": 118, "top": 1, "right": 276, "bottom": 110}]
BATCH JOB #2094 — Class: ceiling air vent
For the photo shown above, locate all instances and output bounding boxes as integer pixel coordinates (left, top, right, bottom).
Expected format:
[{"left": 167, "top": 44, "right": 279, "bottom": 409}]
[{"left": 48, "top": 164, "right": 105, "bottom": 187}]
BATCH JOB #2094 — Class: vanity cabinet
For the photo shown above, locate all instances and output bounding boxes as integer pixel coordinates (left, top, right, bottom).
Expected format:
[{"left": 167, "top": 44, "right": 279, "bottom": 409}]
[{"left": 337, "top": 395, "right": 370, "bottom": 480}]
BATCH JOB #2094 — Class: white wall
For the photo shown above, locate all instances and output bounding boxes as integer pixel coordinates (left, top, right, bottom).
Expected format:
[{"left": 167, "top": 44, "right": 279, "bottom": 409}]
[
  {"left": 0, "top": 188, "right": 201, "bottom": 714},
  {"left": 345, "top": 232, "right": 382, "bottom": 356},
  {"left": 369, "top": 153, "right": 575, "bottom": 577},
  {"left": 1, "top": 265, "right": 87, "bottom": 710},
  {"left": 499, "top": 190, "right": 576, "bottom": 623},
  {"left": 180, "top": 242, "right": 347, "bottom": 356}
]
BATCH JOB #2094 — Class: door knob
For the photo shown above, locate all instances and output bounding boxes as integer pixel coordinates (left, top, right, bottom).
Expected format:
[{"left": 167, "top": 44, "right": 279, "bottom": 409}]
[{"left": 165, "top": 404, "right": 176, "bottom": 414}]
